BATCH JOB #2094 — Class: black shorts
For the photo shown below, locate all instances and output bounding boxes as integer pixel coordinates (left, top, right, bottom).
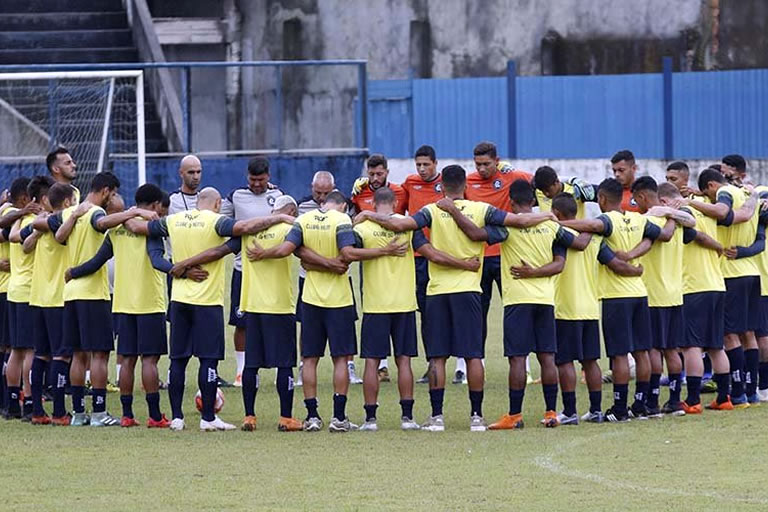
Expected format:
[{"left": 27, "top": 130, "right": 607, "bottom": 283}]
[
  {"left": 229, "top": 269, "right": 246, "bottom": 329},
  {"left": 8, "top": 301, "right": 34, "bottom": 350},
  {"left": 244, "top": 312, "right": 297, "bottom": 368},
  {"left": 682, "top": 292, "right": 725, "bottom": 349},
  {"left": 0, "top": 293, "right": 9, "bottom": 348},
  {"left": 300, "top": 303, "right": 357, "bottom": 358},
  {"left": 601, "top": 297, "right": 651, "bottom": 357},
  {"left": 424, "top": 292, "right": 483, "bottom": 359},
  {"left": 503, "top": 304, "right": 556, "bottom": 356},
  {"left": 169, "top": 301, "right": 225, "bottom": 360},
  {"left": 115, "top": 313, "right": 168, "bottom": 356},
  {"left": 63, "top": 300, "right": 114, "bottom": 353},
  {"left": 555, "top": 319, "right": 601, "bottom": 365},
  {"left": 31, "top": 306, "right": 66, "bottom": 357},
  {"left": 361, "top": 312, "right": 418, "bottom": 359},
  {"left": 757, "top": 296, "right": 768, "bottom": 339},
  {"left": 649, "top": 305, "right": 684, "bottom": 350},
  {"left": 724, "top": 276, "right": 761, "bottom": 335},
  {"left": 296, "top": 276, "right": 305, "bottom": 323},
  {"left": 415, "top": 256, "right": 429, "bottom": 314}
]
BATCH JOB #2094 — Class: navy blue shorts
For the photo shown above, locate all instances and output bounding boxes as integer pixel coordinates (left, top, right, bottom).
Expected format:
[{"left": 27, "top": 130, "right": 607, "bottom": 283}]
[
  {"left": 424, "top": 292, "right": 483, "bottom": 359},
  {"left": 682, "top": 292, "right": 725, "bottom": 349},
  {"left": 7, "top": 301, "right": 33, "bottom": 350},
  {"left": 757, "top": 296, "right": 768, "bottom": 338},
  {"left": 649, "top": 305, "right": 684, "bottom": 350},
  {"left": 601, "top": 297, "right": 651, "bottom": 357},
  {"left": 503, "top": 304, "right": 556, "bottom": 356},
  {"left": 31, "top": 306, "right": 66, "bottom": 357},
  {"left": 229, "top": 269, "right": 246, "bottom": 329},
  {"left": 0, "top": 293, "right": 9, "bottom": 348},
  {"left": 115, "top": 313, "right": 168, "bottom": 356},
  {"left": 169, "top": 302, "right": 224, "bottom": 360},
  {"left": 300, "top": 303, "right": 357, "bottom": 358},
  {"left": 245, "top": 312, "right": 297, "bottom": 368},
  {"left": 555, "top": 319, "right": 601, "bottom": 365},
  {"left": 724, "top": 276, "right": 761, "bottom": 335},
  {"left": 415, "top": 257, "right": 428, "bottom": 314},
  {"left": 63, "top": 300, "right": 114, "bottom": 353},
  {"left": 296, "top": 276, "right": 305, "bottom": 323},
  {"left": 361, "top": 312, "right": 418, "bottom": 358}
]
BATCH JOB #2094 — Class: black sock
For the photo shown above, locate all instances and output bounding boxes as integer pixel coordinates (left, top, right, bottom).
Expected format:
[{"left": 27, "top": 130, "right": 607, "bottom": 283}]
[
  {"left": 198, "top": 358, "right": 218, "bottom": 422},
  {"left": 703, "top": 353, "right": 712, "bottom": 375},
  {"left": 469, "top": 390, "right": 483, "bottom": 417},
  {"left": 542, "top": 383, "right": 558, "bottom": 412},
  {"left": 72, "top": 385, "right": 85, "bottom": 414},
  {"left": 589, "top": 390, "right": 602, "bottom": 413},
  {"left": 332, "top": 393, "right": 347, "bottom": 421},
  {"left": 399, "top": 399, "right": 414, "bottom": 420},
  {"left": 508, "top": 388, "right": 524, "bottom": 415},
  {"left": 562, "top": 391, "right": 577, "bottom": 416},
  {"left": 276, "top": 367, "right": 294, "bottom": 418},
  {"left": 50, "top": 360, "right": 68, "bottom": 418},
  {"left": 669, "top": 373, "right": 682, "bottom": 403},
  {"left": 92, "top": 389, "right": 106, "bottom": 413},
  {"left": 241, "top": 367, "right": 259, "bottom": 417},
  {"left": 304, "top": 397, "right": 319, "bottom": 419},
  {"left": 7, "top": 385, "right": 20, "bottom": 414},
  {"left": 145, "top": 392, "right": 161, "bottom": 421},
  {"left": 169, "top": 357, "right": 188, "bottom": 420},
  {"left": 120, "top": 394, "right": 133, "bottom": 418},
  {"left": 31, "top": 357, "right": 46, "bottom": 416},
  {"left": 744, "top": 348, "right": 759, "bottom": 396},
  {"left": 614, "top": 383, "right": 628, "bottom": 412},
  {"left": 647, "top": 373, "right": 661, "bottom": 408},
  {"left": 726, "top": 347, "right": 745, "bottom": 397},
  {"left": 22, "top": 397, "right": 33, "bottom": 416},
  {"left": 429, "top": 388, "right": 444, "bottom": 417},
  {"left": 364, "top": 403, "right": 378, "bottom": 421},
  {"left": 713, "top": 372, "right": 730, "bottom": 404},
  {"left": 686, "top": 376, "right": 702, "bottom": 406},
  {"left": 635, "top": 380, "right": 650, "bottom": 406},
  {"left": 760, "top": 362, "right": 768, "bottom": 391}
]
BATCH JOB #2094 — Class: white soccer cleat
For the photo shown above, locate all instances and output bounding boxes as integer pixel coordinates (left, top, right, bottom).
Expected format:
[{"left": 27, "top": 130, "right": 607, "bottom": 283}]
[
  {"left": 348, "top": 363, "right": 363, "bottom": 385},
  {"left": 359, "top": 419, "right": 378, "bottom": 432},
  {"left": 169, "top": 418, "right": 186, "bottom": 431},
  {"left": 470, "top": 414, "right": 487, "bottom": 432},
  {"left": 400, "top": 417, "right": 421, "bottom": 431},
  {"left": 200, "top": 416, "right": 236, "bottom": 431},
  {"left": 303, "top": 417, "right": 323, "bottom": 432},
  {"left": 758, "top": 388, "right": 768, "bottom": 402},
  {"left": 421, "top": 415, "right": 445, "bottom": 432}
]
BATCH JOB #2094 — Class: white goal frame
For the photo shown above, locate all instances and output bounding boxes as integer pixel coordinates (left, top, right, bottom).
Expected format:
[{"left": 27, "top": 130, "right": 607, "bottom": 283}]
[{"left": 0, "top": 69, "right": 146, "bottom": 185}]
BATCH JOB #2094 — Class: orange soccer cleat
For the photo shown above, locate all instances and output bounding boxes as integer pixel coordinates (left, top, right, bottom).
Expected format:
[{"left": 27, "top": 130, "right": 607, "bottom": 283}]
[{"left": 488, "top": 413, "right": 524, "bottom": 430}]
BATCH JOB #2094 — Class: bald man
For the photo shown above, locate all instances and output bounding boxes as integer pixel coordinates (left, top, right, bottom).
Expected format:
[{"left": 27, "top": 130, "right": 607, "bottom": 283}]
[{"left": 169, "top": 155, "right": 202, "bottom": 215}]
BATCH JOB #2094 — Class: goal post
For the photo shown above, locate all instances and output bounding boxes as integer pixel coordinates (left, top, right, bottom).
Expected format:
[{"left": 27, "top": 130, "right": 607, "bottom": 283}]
[{"left": 0, "top": 69, "right": 146, "bottom": 194}]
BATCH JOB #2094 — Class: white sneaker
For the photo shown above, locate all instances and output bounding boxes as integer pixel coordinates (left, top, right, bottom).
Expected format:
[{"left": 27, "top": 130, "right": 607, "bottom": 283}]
[
  {"left": 170, "top": 418, "right": 186, "bottom": 431},
  {"left": 200, "top": 415, "right": 236, "bottom": 431},
  {"left": 348, "top": 363, "right": 363, "bottom": 385},
  {"left": 421, "top": 415, "right": 445, "bottom": 432},
  {"left": 580, "top": 410, "right": 604, "bottom": 423},
  {"left": 400, "top": 417, "right": 421, "bottom": 431},
  {"left": 233, "top": 374, "right": 243, "bottom": 388},
  {"left": 303, "top": 416, "right": 323, "bottom": 432},
  {"left": 359, "top": 419, "right": 378, "bottom": 432},
  {"left": 758, "top": 388, "right": 768, "bottom": 402},
  {"left": 470, "top": 414, "right": 487, "bottom": 432},
  {"left": 328, "top": 417, "right": 358, "bottom": 433}
]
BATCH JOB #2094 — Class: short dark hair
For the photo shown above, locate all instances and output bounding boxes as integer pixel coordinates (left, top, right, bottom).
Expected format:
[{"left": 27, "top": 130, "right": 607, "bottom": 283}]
[
  {"left": 473, "top": 141, "right": 497, "bottom": 159},
  {"left": 325, "top": 190, "right": 347, "bottom": 205},
  {"left": 367, "top": 154, "right": 387, "bottom": 169},
  {"left": 598, "top": 178, "right": 623, "bottom": 203},
  {"left": 27, "top": 175, "right": 54, "bottom": 202},
  {"left": 533, "top": 166, "right": 558, "bottom": 192},
  {"left": 9, "top": 177, "right": 31, "bottom": 202},
  {"left": 709, "top": 164, "right": 722, "bottom": 173},
  {"left": 135, "top": 183, "right": 166, "bottom": 206},
  {"left": 161, "top": 192, "right": 170, "bottom": 208},
  {"left": 48, "top": 183, "right": 75, "bottom": 209},
  {"left": 551, "top": 193, "right": 578, "bottom": 219},
  {"left": 508, "top": 179, "right": 535, "bottom": 206},
  {"left": 373, "top": 186, "right": 395, "bottom": 204},
  {"left": 89, "top": 172, "right": 120, "bottom": 194},
  {"left": 45, "top": 147, "right": 70, "bottom": 173},
  {"left": 666, "top": 161, "right": 689, "bottom": 174},
  {"left": 657, "top": 182, "right": 682, "bottom": 200},
  {"left": 414, "top": 145, "right": 436, "bottom": 162},
  {"left": 441, "top": 165, "right": 466, "bottom": 192},
  {"left": 247, "top": 157, "right": 269, "bottom": 175},
  {"left": 611, "top": 149, "right": 635, "bottom": 165},
  {"left": 722, "top": 154, "right": 746, "bottom": 172},
  {"left": 698, "top": 168, "right": 726, "bottom": 191},
  {"left": 630, "top": 176, "right": 657, "bottom": 194}
]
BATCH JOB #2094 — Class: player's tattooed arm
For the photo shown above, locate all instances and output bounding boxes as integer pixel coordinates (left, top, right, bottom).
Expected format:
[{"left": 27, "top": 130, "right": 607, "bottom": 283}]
[
  {"left": 645, "top": 206, "right": 696, "bottom": 228},
  {"left": 418, "top": 243, "right": 481, "bottom": 272},
  {"left": 55, "top": 200, "right": 92, "bottom": 243},
  {"left": 296, "top": 247, "right": 349, "bottom": 274},
  {"left": 231, "top": 214, "right": 295, "bottom": 236}
]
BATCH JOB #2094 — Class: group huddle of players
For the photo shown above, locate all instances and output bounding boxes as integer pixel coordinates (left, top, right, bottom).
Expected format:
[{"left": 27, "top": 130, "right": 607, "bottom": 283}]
[{"left": 0, "top": 141, "right": 765, "bottom": 432}]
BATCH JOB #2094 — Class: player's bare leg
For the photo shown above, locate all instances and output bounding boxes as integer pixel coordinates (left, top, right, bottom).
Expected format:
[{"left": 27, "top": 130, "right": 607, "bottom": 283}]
[
  {"left": 422, "top": 357, "right": 446, "bottom": 431},
  {"left": 630, "top": 349, "right": 651, "bottom": 418},
  {"left": 140, "top": 355, "right": 166, "bottom": 426},
  {"left": 118, "top": 355, "right": 139, "bottom": 426},
  {"left": 724, "top": 333, "right": 747, "bottom": 404},
  {"left": 740, "top": 331, "right": 759, "bottom": 403},
  {"left": 466, "top": 357, "right": 486, "bottom": 430},
  {"left": 361, "top": 358, "right": 381, "bottom": 431},
  {"left": 301, "top": 356, "right": 322, "bottom": 431},
  {"left": 489, "top": 355, "right": 526, "bottom": 430},
  {"left": 233, "top": 326, "right": 245, "bottom": 386},
  {"left": 660, "top": 349, "right": 684, "bottom": 415},
  {"left": 4, "top": 348, "right": 28, "bottom": 418}
]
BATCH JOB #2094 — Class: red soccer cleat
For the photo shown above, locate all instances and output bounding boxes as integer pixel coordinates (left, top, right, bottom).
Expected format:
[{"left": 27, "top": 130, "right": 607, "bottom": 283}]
[{"left": 146, "top": 414, "right": 171, "bottom": 428}]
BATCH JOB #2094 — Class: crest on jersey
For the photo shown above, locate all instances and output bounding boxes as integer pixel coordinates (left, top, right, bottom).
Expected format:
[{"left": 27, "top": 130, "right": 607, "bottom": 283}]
[
  {"left": 622, "top": 217, "right": 631, "bottom": 225},
  {"left": 435, "top": 183, "right": 442, "bottom": 193},
  {"left": 630, "top": 198, "right": 638, "bottom": 206},
  {"left": 493, "top": 179, "right": 502, "bottom": 190},
  {"left": 236, "top": 308, "right": 244, "bottom": 318},
  {"left": 267, "top": 196, "right": 276, "bottom": 206}
]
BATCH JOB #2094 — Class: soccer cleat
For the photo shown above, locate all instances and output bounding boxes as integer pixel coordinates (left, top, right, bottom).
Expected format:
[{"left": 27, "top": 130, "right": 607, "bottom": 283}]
[
  {"left": 200, "top": 415, "right": 236, "bottom": 431},
  {"left": 400, "top": 417, "right": 421, "bottom": 431},
  {"left": 146, "top": 415, "right": 171, "bottom": 428},
  {"left": 51, "top": 413, "right": 72, "bottom": 426},
  {"left": 661, "top": 401, "right": 686, "bottom": 417},
  {"left": 452, "top": 370, "right": 467, "bottom": 385},
  {"left": 359, "top": 419, "right": 378, "bottom": 432},
  {"left": 416, "top": 370, "right": 429, "bottom": 384},
  {"left": 303, "top": 416, "right": 323, "bottom": 432},
  {"left": 348, "top": 364, "right": 363, "bottom": 385},
  {"left": 489, "top": 413, "right": 524, "bottom": 430},
  {"left": 706, "top": 397, "right": 734, "bottom": 411},
  {"left": 31, "top": 414, "right": 51, "bottom": 425},
  {"left": 169, "top": 418, "right": 186, "bottom": 431},
  {"left": 70, "top": 412, "right": 90, "bottom": 426},
  {"left": 421, "top": 414, "right": 446, "bottom": 432},
  {"left": 120, "top": 416, "right": 140, "bottom": 428},
  {"left": 700, "top": 379, "right": 718, "bottom": 393},
  {"left": 645, "top": 405, "right": 663, "bottom": 419},
  {"left": 328, "top": 417, "right": 358, "bottom": 433},
  {"left": 241, "top": 415, "right": 257, "bottom": 431},
  {"left": 542, "top": 410, "right": 559, "bottom": 428},
  {"left": 157, "top": 379, "right": 168, "bottom": 391},
  {"left": 216, "top": 376, "right": 234, "bottom": 388},
  {"left": 556, "top": 412, "right": 579, "bottom": 425},
  {"left": 470, "top": 414, "right": 487, "bottom": 431},
  {"left": 629, "top": 401, "right": 649, "bottom": 420},
  {"left": 605, "top": 406, "right": 630, "bottom": 423},
  {"left": 747, "top": 393, "right": 761, "bottom": 405},
  {"left": 277, "top": 416, "right": 303, "bottom": 432},
  {"left": 731, "top": 394, "right": 751, "bottom": 409},
  {"left": 758, "top": 388, "right": 768, "bottom": 402},
  {"left": 106, "top": 381, "right": 120, "bottom": 393},
  {"left": 580, "top": 410, "right": 605, "bottom": 423},
  {"left": 91, "top": 412, "right": 120, "bottom": 427},
  {"left": 377, "top": 367, "right": 391, "bottom": 383},
  {"left": 681, "top": 401, "right": 702, "bottom": 415},
  {"left": 233, "top": 374, "right": 243, "bottom": 388},
  {"left": 601, "top": 371, "right": 613, "bottom": 383}
]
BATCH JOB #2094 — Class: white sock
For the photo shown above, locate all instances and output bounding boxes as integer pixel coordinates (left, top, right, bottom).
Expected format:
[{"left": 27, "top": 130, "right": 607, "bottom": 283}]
[
  {"left": 455, "top": 358, "right": 466, "bottom": 374},
  {"left": 378, "top": 359, "right": 389, "bottom": 370},
  {"left": 235, "top": 351, "right": 245, "bottom": 377},
  {"left": 347, "top": 360, "right": 355, "bottom": 369}
]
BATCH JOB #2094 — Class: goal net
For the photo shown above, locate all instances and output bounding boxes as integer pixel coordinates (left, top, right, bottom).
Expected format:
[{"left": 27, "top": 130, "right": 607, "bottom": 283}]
[{"left": 0, "top": 70, "right": 145, "bottom": 196}]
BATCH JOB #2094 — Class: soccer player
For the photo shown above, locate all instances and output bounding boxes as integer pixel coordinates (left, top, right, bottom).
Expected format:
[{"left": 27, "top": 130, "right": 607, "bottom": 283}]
[
  {"left": 220, "top": 157, "right": 284, "bottom": 387},
  {"left": 721, "top": 154, "right": 752, "bottom": 187},
  {"left": 46, "top": 147, "right": 80, "bottom": 202},
  {"left": 0, "top": 193, "right": 13, "bottom": 416},
  {"left": 127, "top": 187, "right": 290, "bottom": 431},
  {"left": 550, "top": 193, "right": 643, "bottom": 424},
  {"left": 49, "top": 172, "right": 149, "bottom": 427},
  {"left": 610, "top": 149, "right": 641, "bottom": 212},
  {"left": 681, "top": 169, "right": 760, "bottom": 407},
  {"left": 532, "top": 165, "right": 597, "bottom": 218},
  {"left": 357, "top": 165, "right": 553, "bottom": 431},
  {"left": 657, "top": 183, "right": 732, "bottom": 412},
  {"left": 65, "top": 184, "right": 179, "bottom": 428},
  {"left": 464, "top": 141, "right": 532, "bottom": 385}
]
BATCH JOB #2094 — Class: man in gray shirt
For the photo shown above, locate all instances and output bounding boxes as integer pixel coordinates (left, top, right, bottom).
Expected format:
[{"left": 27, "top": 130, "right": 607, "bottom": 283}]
[
  {"left": 220, "top": 157, "right": 283, "bottom": 386},
  {"left": 168, "top": 155, "right": 202, "bottom": 215}
]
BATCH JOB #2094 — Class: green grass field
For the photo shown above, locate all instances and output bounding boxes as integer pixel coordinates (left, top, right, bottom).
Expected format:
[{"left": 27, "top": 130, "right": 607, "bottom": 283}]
[{"left": 2, "top": 260, "right": 768, "bottom": 511}]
